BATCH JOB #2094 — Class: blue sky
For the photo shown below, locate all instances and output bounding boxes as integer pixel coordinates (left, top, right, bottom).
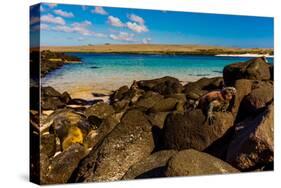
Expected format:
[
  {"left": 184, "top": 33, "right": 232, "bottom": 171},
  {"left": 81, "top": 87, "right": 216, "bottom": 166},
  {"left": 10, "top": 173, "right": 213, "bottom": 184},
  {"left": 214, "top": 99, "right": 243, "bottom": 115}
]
[{"left": 30, "top": 3, "right": 274, "bottom": 48}]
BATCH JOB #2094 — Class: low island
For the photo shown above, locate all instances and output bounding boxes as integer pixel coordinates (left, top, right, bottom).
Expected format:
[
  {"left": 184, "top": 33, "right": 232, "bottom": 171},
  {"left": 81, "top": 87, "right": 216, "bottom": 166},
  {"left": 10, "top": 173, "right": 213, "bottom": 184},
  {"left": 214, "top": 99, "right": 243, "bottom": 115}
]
[{"left": 40, "top": 44, "right": 273, "bottom": 56}]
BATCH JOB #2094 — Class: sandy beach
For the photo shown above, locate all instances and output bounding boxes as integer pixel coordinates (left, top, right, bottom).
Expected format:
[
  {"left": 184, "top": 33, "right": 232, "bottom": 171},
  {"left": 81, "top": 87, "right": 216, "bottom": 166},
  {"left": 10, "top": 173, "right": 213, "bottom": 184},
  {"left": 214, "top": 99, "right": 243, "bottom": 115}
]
[{"left": 215, "top": 53, "right": 274, "bottom": 58}]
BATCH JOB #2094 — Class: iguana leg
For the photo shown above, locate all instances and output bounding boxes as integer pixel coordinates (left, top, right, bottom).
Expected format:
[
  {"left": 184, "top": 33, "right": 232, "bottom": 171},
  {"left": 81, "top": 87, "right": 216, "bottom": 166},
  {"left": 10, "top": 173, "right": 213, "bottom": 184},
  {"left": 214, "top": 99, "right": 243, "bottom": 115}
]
[
  {"left": 207, "top": 102, "right": 215, "bottom": 125},
  {"left": 193, "top": 100, "right": 199, "bottom": 109},
  {"left": 221, "top": 102, "right": 229, "bottom": 112}
]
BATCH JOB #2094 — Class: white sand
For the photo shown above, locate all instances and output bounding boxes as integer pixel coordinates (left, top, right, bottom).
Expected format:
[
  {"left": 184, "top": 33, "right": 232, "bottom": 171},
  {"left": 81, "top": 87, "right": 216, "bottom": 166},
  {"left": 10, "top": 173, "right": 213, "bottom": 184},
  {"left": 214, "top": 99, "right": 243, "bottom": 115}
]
[{"left": 215, "top": 54, "right": 273, "bottom": 58}]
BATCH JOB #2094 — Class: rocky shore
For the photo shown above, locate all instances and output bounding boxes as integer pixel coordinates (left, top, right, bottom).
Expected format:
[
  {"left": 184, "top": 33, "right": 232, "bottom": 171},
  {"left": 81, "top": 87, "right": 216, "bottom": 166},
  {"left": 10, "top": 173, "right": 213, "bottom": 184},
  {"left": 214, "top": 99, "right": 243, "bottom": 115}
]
[
  {"left": 39, "top": 50, "right": 81, "bottom": 77},
  {"left": 30, "top": 57, "right": 274, "bottom": 184}
]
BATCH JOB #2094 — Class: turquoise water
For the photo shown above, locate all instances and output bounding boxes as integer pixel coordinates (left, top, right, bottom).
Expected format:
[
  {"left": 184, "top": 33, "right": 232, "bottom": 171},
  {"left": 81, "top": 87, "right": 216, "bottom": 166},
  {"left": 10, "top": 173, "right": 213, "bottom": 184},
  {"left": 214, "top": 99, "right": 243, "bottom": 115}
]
[{"left": 42, "top": 53, "right": 273, "bottom": 92}]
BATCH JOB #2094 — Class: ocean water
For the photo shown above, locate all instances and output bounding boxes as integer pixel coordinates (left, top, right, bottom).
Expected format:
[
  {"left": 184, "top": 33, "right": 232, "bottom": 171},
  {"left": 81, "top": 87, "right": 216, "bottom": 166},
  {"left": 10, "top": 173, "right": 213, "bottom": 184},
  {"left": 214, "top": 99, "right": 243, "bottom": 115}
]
[{"left": 41, "top": 53, "right": 273, "bottom": 93}]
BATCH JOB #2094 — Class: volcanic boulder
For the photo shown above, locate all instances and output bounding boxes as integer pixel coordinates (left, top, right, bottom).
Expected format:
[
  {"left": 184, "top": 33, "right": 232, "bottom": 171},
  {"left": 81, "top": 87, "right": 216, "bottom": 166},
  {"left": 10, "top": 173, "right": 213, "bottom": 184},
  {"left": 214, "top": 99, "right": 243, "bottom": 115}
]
[
  {"left": 226, "top": 104, "right": 274, "bottom": 171},
  {"left": 137, "top": 76, "right": 183, "bottom": 95},
  {"left": 223, "top": 57, "right": 271, "bottom": 85},
  {"left": 231, "top": 79, "right": 253, "bottom": 120},
  {"left": 165, "top": 149, "right": 238, "bottom": 177},
  {"left": 74, "top": 110, "right": 155, "bottom": 182},
  {"left": 40, "top": 134, "right": 57, "bottom": 158},
  {"left": 240, "top": 81, "right": 273, "bottom": 115},
  {"left": 163, "top": 110, "right": 234, "bottom": 151},
  {"left": 122, "top": 150, "right": 178, "bottom": 179},
  {"left": 85, "top": 102, "right": 115, "bottom": 119},
  {"left": 42, "top": 144, "right": 86, "bottom": 184}
]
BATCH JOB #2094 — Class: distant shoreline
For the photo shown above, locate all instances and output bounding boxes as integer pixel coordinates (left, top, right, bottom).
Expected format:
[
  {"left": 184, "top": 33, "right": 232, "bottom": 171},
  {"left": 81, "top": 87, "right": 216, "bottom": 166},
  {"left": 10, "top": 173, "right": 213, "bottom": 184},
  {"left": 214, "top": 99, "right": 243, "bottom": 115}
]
[
  {"left": 38, "top": 44, "right": 273, "bottom": 56},
  {"left": 215, "top": 54, "right": 274, "bottom": 58}
]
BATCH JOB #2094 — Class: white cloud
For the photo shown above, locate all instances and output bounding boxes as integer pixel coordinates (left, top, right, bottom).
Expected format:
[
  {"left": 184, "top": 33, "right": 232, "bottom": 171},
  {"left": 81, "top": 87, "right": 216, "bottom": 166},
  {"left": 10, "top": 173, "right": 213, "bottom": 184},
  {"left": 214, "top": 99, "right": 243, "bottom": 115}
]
[
  {"left": 72, "top": 20, "right": 92, "bottom": 28},
  {"left": 93, "top": 33, "right": 107, "bottom": 38},
  {"left": 108, "top": 15, "right": 148, "bottom": 33},
  {"left": 46, "top": 3, "right": 57, "bottom": 8},
  {"left": 142, "top": 37, "right": 151, "bottom": 44},
  {"left": 78, "top": 37, "right": 85, "bottom": 41},
  {"left": 40, "top": 24, "right": 50, "bottom": 30},
  {"left": 107, "top": 16, "right": 124, "bottom": 27},
  {"left": 52, "top": 20, "right": 106, "bottom": 38},
  {"left": 53, "top": 25, "right": 73, "bottom": 33},
  {"left": 92, "top": 6, "right": 108, "bottom": 15},
  {"left": 41, "top": 14, "right": 65, "bottom": 25},
  {"left": 128, "top": 14, "right": 145, "bottom": 25},
  {"left": 126, "top": 14, "right": 148, "bottom": 33},
  {"left": 30, "top": 16, "right": 40, "bottom": 25},
  {"left": 109, "top": 32, "right": 135, "bottom": 42},
  {"left": 31, "top": 23, "right": 49, "bottom": 31},
  {"left": 54, "top": 9, "right": 74, "bottom": 18},
  {"left": 126, "top": 22, "right": 148, "bottom": 33},
  {"left": 53, "top": 20, "right": 92, "bottom": 36}
]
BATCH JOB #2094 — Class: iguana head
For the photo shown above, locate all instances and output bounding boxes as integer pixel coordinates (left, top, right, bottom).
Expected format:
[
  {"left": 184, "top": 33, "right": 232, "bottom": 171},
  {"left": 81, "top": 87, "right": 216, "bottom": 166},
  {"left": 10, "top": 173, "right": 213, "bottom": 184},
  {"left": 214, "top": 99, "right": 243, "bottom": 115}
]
[{"left": 222, "top": 87, "right": 236, "bottom": 101}]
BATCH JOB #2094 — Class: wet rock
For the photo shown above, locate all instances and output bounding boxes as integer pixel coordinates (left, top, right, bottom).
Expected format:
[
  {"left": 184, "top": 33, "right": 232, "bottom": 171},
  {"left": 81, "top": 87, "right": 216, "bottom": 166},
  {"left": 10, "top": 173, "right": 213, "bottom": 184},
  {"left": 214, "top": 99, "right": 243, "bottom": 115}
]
[
  {"left": 149, "top": 97, "right": 178, "bottom": 112},
  {"left": 110, "top": 86, "right": 129, "bottom": 102},
  {"left": 75, "top": 110, "right": 154, "bottom": 182},
  {"left": 40, "top": 51, "right": 80, "bottom": 77},
  {"left": 163, "top": 110, "right": 234, "bottom": 151},
  {"left": 43, "top": 144, "right": 86, "bottom": 184},
  {"left": 226, "top": 104, "right": 274, "bottom": 171},
  {"left": 137, "top": 76, "right": 183, "bottom": 95},
  {"left": 123, "top": 150, "right": 177, "bottom": 180},
  {"left": 40, "top": 87, "right": 68, "bottom": 110},
  {"left": 92, "top": 92, "right": 107, "bottom": 97},
  {"left": 110, "top": 83, "right": 145, "bottom": 105},
  {"left": 134, "top": 92, "right": 164, "bottom": 109},
  {"left": 85, "top": 102, "right": 115, "bottom": 119},
  {"left": 41, "top": 97, "right": 65, "bottom": 110},
  {"left": 42, "top": 86, "right": 62, "bottom": 98},
  {"left": 165, "top": 149, "right": 238, "bottom": 177},
  {"left": 223, "top": 57, "right": 271, "bottom": 85},
  {"left": 60, "top": 91, "right": 71, "bottom": 104},
  {"left": 40, "top": 134, "right": 56, "bottom": 157},
  {"left": 68, "top": 98, "right": 89, "bottom": 106},
  {"left": 90, "top": 66, "right": 100, "bottom": 69},
  {"left": 68, "top": 98, "right": 102, "bottom": 106}
]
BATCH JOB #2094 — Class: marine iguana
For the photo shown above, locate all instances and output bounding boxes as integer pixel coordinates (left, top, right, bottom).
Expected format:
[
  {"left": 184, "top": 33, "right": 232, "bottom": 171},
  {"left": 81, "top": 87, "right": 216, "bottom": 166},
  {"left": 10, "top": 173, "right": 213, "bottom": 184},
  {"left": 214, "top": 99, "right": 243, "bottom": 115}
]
[{"left": 194, "top": 87, "right": 236, "bottom": 125}]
